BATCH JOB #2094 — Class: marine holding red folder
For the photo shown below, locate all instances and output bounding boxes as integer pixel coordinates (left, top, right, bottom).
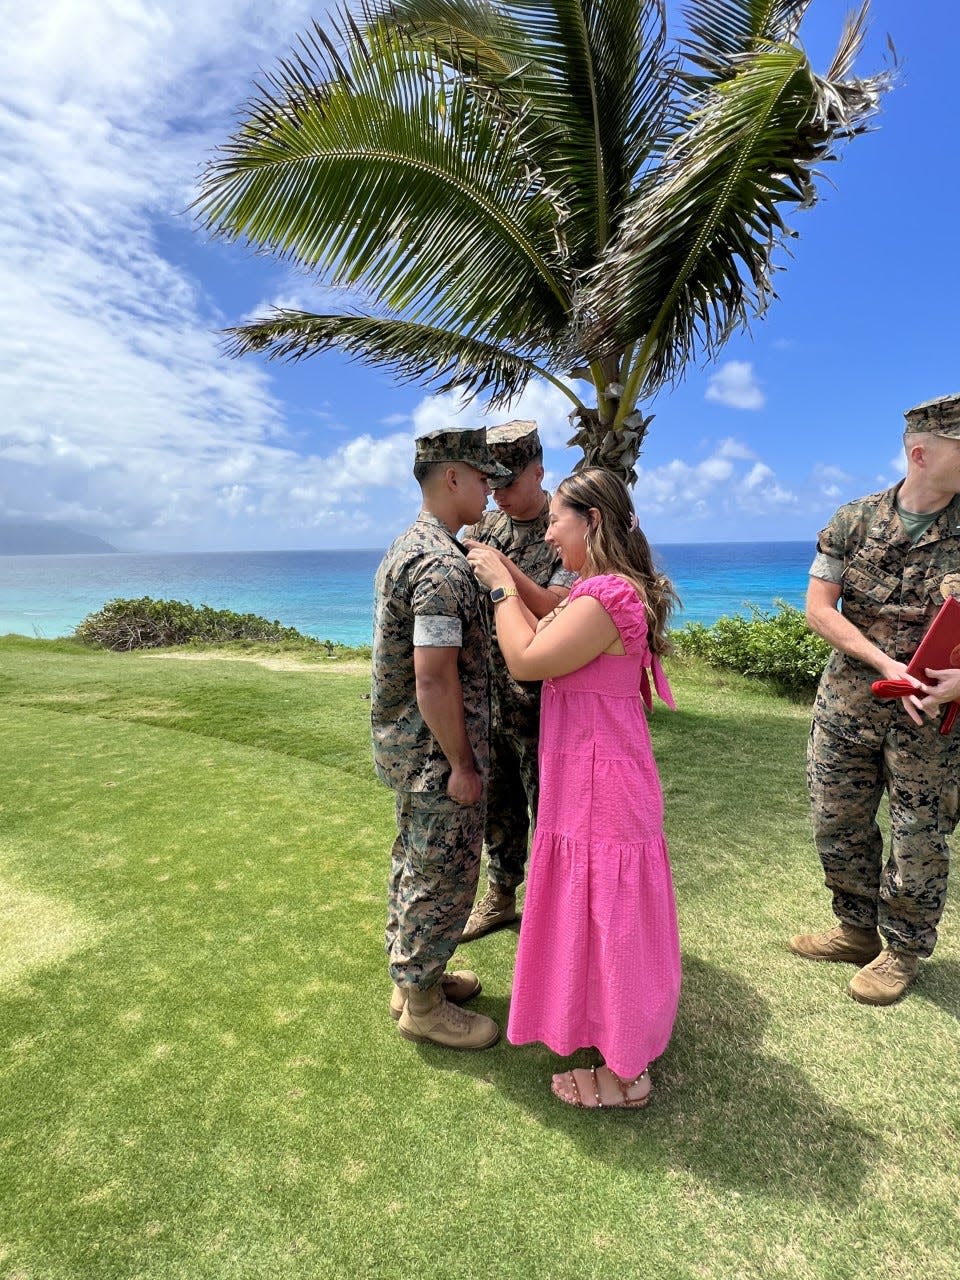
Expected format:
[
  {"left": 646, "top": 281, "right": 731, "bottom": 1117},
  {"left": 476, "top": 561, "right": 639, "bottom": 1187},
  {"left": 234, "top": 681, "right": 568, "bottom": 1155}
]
[
  {"left": 788, "top": 390, "right": 960, "bottom": 1007},
  {"left": 872, "top": 594, "right": 960, "bottom": 734}
]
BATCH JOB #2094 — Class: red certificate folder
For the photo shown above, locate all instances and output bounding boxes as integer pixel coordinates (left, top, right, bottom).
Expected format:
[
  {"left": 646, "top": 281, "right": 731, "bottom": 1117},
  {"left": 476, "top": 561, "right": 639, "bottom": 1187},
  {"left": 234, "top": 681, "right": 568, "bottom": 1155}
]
[{"left": 871, "top": 595, "right": 960, "bottom": 734}]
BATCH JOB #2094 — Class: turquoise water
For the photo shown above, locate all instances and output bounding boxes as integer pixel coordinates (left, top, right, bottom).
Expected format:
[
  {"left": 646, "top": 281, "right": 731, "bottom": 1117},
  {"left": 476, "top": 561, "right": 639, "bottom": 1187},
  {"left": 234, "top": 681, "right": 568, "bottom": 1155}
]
[{"left": 0, "top": 541, "right": 814, "bottom": 644}]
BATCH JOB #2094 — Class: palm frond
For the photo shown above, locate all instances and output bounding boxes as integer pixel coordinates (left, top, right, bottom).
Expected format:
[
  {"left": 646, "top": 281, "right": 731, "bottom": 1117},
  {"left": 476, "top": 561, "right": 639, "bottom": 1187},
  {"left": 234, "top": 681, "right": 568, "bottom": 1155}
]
[
  {"left": 580, "top": 37, "right": 890, "bottom": 399},
  {"left": 680, "top": 0, "right": 811, "bottom": 85},
  {"left": 223, "top": 309, "right": 576, "bottom": 408},
  {"left": 199, "top": 0, "right": 891, "bottom": 470},
  {"left": 361, "top": 0, "right": 677, "bottom": 258},
  {"left": 194, "top": 12, "right": 571, "bottom": 351},
  {"left": 824, "top": 0, "right": 869, "bottom": 81},
  {"left": 816, "top": 0, "right": 895, "bottom": 135}
]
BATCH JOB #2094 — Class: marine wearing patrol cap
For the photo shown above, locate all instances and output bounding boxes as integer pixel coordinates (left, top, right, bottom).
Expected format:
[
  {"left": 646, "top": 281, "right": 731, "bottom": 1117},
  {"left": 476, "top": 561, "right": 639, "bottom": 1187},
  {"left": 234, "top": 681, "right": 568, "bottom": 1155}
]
[
  {"left": 485, "top": 419, "right": 543, "bottom": 489},
  {"left": 903, "top": 392, "right": 960, "bottom": 439},
  {"left": 414, "top": 426, "right": 512, "bottom": 481}
]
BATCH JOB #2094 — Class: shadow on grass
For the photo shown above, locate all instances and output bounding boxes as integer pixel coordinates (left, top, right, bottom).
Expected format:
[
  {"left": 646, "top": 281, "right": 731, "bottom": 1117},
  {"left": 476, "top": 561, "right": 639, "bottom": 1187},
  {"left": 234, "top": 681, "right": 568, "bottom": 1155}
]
[
  {"left": 410, "top": 955, "right": 875, "bottom": 1206},
  {"left": 915, "top": 956, "right": 960, "bottom": 1019}
]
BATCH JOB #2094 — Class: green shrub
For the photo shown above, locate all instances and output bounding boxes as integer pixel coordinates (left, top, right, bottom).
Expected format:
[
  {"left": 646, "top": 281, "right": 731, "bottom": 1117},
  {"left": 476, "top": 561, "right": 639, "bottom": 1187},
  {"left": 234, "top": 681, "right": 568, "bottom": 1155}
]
[
  {"left": 673, "top": 600, "right": 831, "bottom": 698},
  {"left": 73, "top": 596, "right": 346, "bottom": 653}
]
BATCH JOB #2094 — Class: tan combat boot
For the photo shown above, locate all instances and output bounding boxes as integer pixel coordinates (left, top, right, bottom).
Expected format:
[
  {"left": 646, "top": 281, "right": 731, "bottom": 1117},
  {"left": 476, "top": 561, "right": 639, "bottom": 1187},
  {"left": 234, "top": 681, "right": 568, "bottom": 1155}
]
[
  {"left": 460, "top": 885, "right": 518, "bottom": 942},
  {"left": 788, "top": 922, "right": 882, "bottom": 965},
  {"left": 397, "top": 984, "right": 499, "bottom": 1050},
  {"left": 848, "top": 949, "right": 920, "bottom": 1005},
  {"left": 389, "top": 969, "right": 482, "bottom": 1020}
]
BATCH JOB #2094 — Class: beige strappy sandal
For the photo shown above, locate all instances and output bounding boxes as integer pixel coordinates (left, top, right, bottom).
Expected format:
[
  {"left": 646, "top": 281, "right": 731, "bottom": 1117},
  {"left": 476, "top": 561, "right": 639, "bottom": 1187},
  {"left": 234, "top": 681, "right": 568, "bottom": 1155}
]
[{"left": 551, "top": 1065, "right": 651, "bottom": 1109}]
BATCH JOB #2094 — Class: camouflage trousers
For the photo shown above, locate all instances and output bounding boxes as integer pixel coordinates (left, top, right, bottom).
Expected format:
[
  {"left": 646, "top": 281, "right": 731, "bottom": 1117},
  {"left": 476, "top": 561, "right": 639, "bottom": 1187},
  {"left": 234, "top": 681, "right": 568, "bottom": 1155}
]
[
  {"left": 484, "top": 714, "right": 539, "bottom": 892},
  {"left": 385, "top": 788, "right": 485, "bottom": 990},
  {"left": 808, "top": 714, "right": 960, "bottom": 957}
]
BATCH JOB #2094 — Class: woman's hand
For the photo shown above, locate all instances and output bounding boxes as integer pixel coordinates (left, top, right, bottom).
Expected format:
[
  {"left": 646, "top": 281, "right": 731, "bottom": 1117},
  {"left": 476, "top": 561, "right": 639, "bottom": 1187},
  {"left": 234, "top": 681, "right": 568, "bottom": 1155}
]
[{"left": 465, "top": 542, "right": 512, "bottom": 591}]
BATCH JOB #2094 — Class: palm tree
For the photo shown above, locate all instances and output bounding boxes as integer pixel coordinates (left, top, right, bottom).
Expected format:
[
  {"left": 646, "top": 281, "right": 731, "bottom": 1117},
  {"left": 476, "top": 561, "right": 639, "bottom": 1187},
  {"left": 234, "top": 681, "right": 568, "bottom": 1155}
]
[{"left": 195, "top": 0, "right": 892, "bottom": 482}]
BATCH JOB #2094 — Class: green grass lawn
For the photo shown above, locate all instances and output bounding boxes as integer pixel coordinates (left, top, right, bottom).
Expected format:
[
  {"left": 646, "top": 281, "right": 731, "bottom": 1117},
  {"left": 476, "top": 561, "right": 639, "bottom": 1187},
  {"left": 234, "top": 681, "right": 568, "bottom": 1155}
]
[{"left": 1, "top": 634, "right": 958, "bottom": 1280}]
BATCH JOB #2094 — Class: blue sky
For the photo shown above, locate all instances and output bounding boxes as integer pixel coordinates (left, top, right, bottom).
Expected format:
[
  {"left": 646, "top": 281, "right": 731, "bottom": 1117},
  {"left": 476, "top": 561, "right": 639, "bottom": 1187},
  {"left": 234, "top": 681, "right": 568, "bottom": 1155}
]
[{"left": 2, "top": 0, "right": 957, "bottom": 552}]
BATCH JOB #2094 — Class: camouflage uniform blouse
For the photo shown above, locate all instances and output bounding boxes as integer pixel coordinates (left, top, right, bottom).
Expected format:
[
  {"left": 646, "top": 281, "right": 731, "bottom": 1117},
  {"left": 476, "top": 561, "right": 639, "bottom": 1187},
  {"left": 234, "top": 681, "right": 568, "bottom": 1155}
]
[
  {"left": 811, "top": 482, "right": 960, "bottom": 730},
  {"left": 464, "top": 499, "right": 577, "bottom": 716},
  {"left": 372, "top": 511, "right": 490, "bottom": 792}
]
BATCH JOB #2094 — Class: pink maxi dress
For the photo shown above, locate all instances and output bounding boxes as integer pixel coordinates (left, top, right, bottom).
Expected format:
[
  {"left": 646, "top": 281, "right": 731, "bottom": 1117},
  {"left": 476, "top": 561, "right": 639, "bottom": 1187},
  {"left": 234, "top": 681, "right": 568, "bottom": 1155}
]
[{"left": 506, "top": 574, "right": 681, "bottom": 1080}]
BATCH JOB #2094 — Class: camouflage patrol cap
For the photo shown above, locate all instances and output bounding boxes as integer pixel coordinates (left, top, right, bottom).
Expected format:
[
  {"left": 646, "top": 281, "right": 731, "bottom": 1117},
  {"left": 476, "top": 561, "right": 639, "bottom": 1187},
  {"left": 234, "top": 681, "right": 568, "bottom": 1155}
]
[
  {"left": 903, "top": 392, "right": 960, "bottom": 439},
  {"left": 486, "top": 419, "right": 543, "bottom": 489},
  {"left": 414, "top": 427, "right": 512, "bottom": 481}
]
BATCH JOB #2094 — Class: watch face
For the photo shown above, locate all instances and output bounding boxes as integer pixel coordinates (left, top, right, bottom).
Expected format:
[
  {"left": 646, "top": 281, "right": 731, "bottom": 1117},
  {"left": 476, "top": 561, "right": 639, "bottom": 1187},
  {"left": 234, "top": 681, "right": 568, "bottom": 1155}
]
[{"left": 491, "top": 587, "right": 505, "bottom": 602}]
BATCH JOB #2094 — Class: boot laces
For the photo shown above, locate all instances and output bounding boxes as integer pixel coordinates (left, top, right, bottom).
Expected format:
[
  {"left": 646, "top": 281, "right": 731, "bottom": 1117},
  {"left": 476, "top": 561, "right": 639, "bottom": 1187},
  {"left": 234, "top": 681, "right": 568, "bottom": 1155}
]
[{"left": 438, "top": 998, "right": 471, "bottom": 1030}]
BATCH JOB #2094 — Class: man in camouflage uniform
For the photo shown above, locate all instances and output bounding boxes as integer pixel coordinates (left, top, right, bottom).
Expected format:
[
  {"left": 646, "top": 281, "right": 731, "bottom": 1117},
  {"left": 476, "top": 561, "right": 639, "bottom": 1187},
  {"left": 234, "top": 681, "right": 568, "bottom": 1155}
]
[
  {"left": 790, "top": 392, "right": 960, "bottom": 1004},
  {"left": 458, "top": 421, "right": 577, "bottom": 941},
  {"left": 372, "top": 427, "right": 510, "bottom": 1049}
]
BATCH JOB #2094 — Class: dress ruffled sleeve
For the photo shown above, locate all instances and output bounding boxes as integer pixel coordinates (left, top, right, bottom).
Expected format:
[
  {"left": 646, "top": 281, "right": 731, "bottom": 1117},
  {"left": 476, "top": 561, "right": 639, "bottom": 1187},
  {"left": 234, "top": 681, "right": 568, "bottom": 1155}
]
[
  {"left": 570, "top": 574, "right": 676, "bottom": 711},
  {"left": 570, "top": 575, "right": 649, "bottom": 652}
]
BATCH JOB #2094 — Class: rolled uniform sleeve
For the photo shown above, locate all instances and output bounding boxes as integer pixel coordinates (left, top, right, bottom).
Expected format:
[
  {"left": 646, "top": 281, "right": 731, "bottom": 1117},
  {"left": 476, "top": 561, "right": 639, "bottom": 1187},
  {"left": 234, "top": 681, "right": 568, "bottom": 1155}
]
[
  {"left": 549, "top": 566, "right": 578, "bottom": 590},
  {"left": 414, "top": 615, "right": 463, "bottom": 646},
  {"left": 411, "top": 572, "right": 465, "bottom": 648},
  {"left": 810, "top": 509, "right": 846, "bottom": 583},
  {"left": 810, "top": 551, "right": 843, "bottom": 583}
]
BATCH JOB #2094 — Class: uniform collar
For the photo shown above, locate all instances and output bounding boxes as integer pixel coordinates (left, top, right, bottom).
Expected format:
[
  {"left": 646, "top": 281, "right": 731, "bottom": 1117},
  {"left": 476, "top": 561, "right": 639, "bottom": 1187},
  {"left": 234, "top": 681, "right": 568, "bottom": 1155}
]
[
  {"left": 417, "top": 509, "right": 469, "bottom": 554},
  {"left": 506, "top": 493, "right": 551, "bottom": 527},
  {"left": 870, "top": 484, "right": 911, "bottom": 545},
  {"left": 887, "top": 481, "right": 960, "bottom": 546}
]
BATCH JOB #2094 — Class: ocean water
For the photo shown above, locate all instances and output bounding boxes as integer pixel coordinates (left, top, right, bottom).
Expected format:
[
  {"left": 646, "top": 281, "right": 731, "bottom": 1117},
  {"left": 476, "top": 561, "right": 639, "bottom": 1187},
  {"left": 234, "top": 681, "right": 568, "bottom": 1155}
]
[{"left": 0, "top": 541, "right": 814, "bottom": 645}]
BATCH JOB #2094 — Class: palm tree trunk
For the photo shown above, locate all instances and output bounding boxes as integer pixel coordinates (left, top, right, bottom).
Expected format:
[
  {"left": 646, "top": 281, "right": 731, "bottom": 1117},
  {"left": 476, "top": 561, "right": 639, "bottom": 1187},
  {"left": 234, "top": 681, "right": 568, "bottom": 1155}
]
[{"left": 567, "top": 404, "right": 654, "bottom": 485}]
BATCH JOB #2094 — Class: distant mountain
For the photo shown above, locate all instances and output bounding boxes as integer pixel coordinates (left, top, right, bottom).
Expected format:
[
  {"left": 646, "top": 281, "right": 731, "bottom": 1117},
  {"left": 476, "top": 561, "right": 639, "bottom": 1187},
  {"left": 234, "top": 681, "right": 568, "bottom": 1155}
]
[{"left": 0, "top": 522, "right": 119, "bottom": 555}]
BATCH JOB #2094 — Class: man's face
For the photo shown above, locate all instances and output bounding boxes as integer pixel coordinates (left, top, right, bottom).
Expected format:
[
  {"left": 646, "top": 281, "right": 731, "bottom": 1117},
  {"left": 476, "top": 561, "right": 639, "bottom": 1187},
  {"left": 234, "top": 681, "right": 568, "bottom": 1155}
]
[
  {"left": 925, "top": 433, "right": 960, "bottom": 494},
  {"left": 491, "top": 460, "right": 545, "bottom": 520},
  {"left": 454, "top": 463, "right": 492, "bottom": 525}
]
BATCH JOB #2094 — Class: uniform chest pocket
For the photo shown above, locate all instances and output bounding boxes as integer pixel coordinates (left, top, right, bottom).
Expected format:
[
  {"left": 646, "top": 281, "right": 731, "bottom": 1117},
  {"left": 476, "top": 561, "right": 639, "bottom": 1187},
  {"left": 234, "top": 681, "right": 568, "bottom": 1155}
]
[{"left": 842, "top": 562, "right": 899, "bottom": 609}]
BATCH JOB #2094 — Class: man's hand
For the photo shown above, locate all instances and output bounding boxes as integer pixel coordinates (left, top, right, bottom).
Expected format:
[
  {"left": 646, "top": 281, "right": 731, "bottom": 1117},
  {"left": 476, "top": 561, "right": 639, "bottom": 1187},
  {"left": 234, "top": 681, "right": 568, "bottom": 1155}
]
[
  {"left": 447, "top": 763, "right": 483, "bottom": 806},
  {"left": 907, "top": 666, "right": 960, "bottom": 721},
  {"left": 873, "top": 658, "right": 926, "bottom": 724}
]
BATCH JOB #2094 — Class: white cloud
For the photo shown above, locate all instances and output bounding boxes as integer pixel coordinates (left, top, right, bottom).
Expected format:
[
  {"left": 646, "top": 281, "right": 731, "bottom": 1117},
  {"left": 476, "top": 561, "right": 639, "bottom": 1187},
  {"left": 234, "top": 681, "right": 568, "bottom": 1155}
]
[
  {"left": 1, "top": 1, "right": 413, "bottom": 549},
  {"left": 631, "top": 437, "right": 798, "bottom": 531},
  {"left": 810, "top": 462, "right": 852, "bottom": 502},
  {"left": 716, "top": 437, "right": 757, "bottom": 461},
  {"left": 812, "top": 463, "right": 851, "bottom": 485},
  {"left": 705, "top": 361, "right": 765, "bottom": 411},
  {"left": 634, "top": 454, "right": 734, "bottom": 514},
  {"left": 740, "top": 462, "right": 796, "bottom": 507},
  {"left": 743, "top": 462, "right": 773, "bottom": 492}
]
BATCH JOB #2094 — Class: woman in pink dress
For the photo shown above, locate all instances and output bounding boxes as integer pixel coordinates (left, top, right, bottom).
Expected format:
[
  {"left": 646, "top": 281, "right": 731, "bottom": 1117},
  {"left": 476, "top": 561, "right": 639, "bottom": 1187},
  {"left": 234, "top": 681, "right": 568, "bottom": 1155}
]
[{"left": 468, "top": 468, "right": 680, "bottom": 1110}]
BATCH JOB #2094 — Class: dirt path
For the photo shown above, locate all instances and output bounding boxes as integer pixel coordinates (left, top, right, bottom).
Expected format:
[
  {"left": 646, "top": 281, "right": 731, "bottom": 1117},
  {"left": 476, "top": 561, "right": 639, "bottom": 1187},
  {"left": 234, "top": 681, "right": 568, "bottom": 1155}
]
[{"left": 146, "top": 651, "right": 369, "bottom": 675}]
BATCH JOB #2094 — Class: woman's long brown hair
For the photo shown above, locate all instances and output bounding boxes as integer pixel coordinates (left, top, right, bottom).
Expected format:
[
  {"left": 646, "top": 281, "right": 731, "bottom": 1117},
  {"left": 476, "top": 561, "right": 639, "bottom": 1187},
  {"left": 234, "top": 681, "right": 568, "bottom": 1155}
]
[{"left": 555, "top": 468, "right": 680, "bottom": 656}]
